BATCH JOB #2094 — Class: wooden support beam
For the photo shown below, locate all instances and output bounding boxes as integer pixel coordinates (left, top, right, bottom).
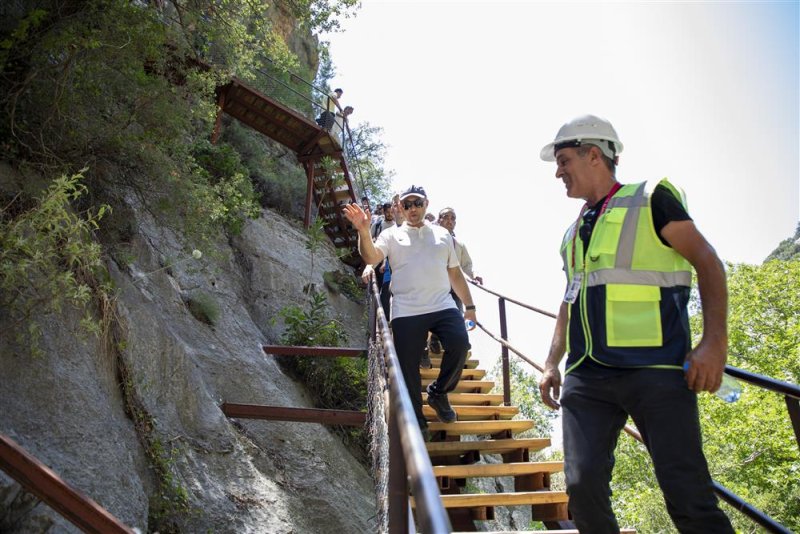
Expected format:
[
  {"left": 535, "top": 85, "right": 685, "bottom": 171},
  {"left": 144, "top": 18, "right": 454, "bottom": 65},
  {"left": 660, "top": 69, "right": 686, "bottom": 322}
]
[
  {"left": 221, "top": 404, "right": 366, "bottom": 426},
  {"left": 298, "top": 130, "right": 327, "bottom": 156},
  {"left": 211, "top": 88, "right": 227, "bottom": 145},
  {"left": 262, "top": 345, "right": 366, "bottom": 357},
  {"left": 0, "top": 434, "right": 135, "bottom": 534},
  {"left": 304, "top": 161, "right": 315, "bottom": 229}
]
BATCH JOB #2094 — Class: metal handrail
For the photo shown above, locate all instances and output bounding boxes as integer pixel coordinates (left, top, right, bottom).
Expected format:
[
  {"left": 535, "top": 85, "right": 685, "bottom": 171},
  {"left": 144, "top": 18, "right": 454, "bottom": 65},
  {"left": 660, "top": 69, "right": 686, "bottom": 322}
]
[
  {"left": 468, "top": 281, "right": 797, "bottom": 534},
  {"left": 0, "top": 433, "right": 135, "bottom": 533},
  {"left": 368, "top": 277, "right": 451, "bottom": 533}
]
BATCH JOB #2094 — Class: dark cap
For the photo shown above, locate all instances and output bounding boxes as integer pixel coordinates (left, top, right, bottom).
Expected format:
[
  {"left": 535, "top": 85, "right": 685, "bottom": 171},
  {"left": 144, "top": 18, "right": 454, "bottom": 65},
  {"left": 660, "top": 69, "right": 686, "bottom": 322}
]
[{"left": 399, "top": 185, "right": 427, "bottom": 201}]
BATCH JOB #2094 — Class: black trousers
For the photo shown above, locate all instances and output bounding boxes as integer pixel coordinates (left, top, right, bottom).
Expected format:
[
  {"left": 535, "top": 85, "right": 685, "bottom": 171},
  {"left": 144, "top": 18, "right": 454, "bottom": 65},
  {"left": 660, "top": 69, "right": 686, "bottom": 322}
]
[
  {"left": 561, "top": 368, "right": 734, "bottom": 534},
  {"left": 391, "top": 308, "right": 470, "bottom": 428}
]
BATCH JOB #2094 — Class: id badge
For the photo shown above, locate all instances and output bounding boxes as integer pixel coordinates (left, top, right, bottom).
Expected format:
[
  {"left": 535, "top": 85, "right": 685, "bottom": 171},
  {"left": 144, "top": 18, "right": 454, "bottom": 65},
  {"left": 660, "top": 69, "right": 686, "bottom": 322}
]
[{"left": 564, "top": 273, "right": 583, "bottom": 304}]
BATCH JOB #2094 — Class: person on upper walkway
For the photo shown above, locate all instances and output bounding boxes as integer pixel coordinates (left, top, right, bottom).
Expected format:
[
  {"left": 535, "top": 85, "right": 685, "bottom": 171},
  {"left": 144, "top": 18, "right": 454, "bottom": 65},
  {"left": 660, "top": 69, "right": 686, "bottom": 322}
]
[
  {"left": 344, "top": 185, "right": 477, "bottom": 438},
  {"left": 537, "top": 114, "right": 734, "bottom": 534},
  {"left": 316, "top": 87, "right": 342, "bottom": 131}
]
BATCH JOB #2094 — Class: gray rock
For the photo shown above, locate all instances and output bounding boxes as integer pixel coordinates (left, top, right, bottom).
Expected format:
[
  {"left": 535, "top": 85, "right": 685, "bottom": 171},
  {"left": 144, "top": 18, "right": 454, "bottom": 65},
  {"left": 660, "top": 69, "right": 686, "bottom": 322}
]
[{"left": 0, "top": 200, "right": 374, "bottom": 532}]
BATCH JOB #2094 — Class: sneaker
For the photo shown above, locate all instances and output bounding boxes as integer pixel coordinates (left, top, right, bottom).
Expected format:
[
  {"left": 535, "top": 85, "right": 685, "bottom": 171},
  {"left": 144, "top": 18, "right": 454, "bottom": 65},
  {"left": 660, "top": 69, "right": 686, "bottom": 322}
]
[
  {"left": 420, "top": 352, "right": 432, "bottom": 369},
  {"left": 426, "top": 385, "right": 457, "bottom": 423},
  {"left": 429, "top": 336, "right": 443, "bottom": 355}
]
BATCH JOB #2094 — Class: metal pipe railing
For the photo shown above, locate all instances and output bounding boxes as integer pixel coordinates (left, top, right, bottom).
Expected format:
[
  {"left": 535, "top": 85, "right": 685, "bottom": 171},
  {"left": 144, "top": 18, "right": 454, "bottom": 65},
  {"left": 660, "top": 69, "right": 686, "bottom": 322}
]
[
  {"left": 0, "top": 434, "right": 135, "bottom": 533},
  {"left": 468, "top": 280, "right": 797, "bottom": 534},
  {"left": 369, "top": 277, "right": 451, "bottom": 534}
]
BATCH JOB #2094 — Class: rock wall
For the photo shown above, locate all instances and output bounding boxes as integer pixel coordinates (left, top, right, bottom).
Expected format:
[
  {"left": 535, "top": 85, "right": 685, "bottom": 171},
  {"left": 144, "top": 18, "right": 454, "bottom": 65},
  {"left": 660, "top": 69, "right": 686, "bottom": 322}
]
[{"left": 0, "top": 185, "right": 375, "bottom": 532}]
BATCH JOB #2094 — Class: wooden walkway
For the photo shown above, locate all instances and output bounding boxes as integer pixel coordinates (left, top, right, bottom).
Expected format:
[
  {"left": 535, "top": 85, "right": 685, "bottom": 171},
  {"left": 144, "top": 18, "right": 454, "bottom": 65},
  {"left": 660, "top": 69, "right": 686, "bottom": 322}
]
[{"left": 211, "top": 75, "right": 361, "bottom": 266}]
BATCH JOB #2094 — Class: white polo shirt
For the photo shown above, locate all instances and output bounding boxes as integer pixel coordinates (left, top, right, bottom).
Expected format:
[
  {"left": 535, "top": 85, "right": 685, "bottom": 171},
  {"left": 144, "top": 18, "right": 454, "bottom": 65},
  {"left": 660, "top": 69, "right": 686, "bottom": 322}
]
[{"left": 374, "top": 221, "right": 460, "bottom": 320}]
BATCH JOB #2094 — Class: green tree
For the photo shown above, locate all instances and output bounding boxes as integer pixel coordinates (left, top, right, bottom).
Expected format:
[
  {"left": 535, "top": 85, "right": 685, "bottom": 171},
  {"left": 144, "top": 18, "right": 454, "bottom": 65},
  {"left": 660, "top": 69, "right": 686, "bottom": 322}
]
[
  {"left": 345, "top": 121, "right": 394, "bottom": 204},
  {"left": 765, "top": 222, "right": 800, "bottom": 262}
]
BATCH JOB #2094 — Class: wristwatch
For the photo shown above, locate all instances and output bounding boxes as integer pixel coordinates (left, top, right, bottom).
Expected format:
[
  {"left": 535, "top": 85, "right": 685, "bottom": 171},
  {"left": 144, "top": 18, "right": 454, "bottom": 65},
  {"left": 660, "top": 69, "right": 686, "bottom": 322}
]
[{"left": 465, "top": 305, "right": 476, "bottom": 311}]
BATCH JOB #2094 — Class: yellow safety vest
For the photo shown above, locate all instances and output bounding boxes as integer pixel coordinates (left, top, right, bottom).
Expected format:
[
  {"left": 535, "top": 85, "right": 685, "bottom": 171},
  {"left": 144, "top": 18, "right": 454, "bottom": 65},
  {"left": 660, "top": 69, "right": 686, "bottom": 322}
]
[{"left": 560, "top": 179, "right": 693, "bottom": 374}]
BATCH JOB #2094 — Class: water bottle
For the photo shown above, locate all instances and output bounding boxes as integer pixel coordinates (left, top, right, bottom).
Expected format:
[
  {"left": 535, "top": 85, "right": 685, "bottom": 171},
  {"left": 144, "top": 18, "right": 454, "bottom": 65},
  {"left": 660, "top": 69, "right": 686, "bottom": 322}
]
[
  {"left": 715, "top": 373, "right": 742, "bottom": 403},
  {"left": 465, "top": 319, "right": 476, "bottom": 331},
  {"left": 683, "top": 362, "right": 742, "bottom": 403}
]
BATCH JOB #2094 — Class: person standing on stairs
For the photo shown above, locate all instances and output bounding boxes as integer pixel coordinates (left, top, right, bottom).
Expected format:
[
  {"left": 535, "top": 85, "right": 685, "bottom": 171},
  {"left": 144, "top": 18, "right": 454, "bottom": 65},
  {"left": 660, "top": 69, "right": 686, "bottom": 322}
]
[
  {"left": 423, "top": 207, "right": 484, "bottom": 366},
  {"left": 343, "top": 185, "right": 477, "bottom": 435},
  {"left": 537, "top": 115, "right": 734, "bottom": 534},
  {"left": 361, "top": 202, "right": 396, "bottom": 295},
  {"left": 316, "top": 87, "right": 342, "bottom": 131}
]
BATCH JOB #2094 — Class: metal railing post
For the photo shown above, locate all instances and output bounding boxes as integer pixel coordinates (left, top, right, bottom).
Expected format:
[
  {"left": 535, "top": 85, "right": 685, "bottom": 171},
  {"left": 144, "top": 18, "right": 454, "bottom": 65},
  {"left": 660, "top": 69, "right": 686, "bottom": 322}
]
[
  {"left": 784, "top": 396, "right": 800, "bottom": 453},
  {"left": 498, "top": 297, "right": 511, "bottom": 406}
]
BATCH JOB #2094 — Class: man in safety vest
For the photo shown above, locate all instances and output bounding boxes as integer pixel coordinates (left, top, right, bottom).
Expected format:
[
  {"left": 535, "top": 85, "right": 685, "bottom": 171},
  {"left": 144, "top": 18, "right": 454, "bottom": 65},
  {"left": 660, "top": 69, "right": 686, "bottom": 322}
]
[{"left": 538, "top": 115, "right": 734, "bottom": 533}]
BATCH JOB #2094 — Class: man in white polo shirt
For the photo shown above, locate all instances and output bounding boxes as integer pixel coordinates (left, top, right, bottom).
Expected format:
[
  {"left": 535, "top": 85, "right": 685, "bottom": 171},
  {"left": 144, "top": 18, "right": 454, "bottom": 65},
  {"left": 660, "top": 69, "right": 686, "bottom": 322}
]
[{"left": 343, "top": 185, "right": 478, "bottom": 435}]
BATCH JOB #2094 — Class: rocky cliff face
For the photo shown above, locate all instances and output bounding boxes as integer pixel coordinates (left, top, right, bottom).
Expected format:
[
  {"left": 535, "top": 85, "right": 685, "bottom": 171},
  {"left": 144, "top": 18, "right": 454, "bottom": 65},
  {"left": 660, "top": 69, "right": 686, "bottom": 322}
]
[{"left": 0, "top": 168, "right": 375, "bottom": 532}]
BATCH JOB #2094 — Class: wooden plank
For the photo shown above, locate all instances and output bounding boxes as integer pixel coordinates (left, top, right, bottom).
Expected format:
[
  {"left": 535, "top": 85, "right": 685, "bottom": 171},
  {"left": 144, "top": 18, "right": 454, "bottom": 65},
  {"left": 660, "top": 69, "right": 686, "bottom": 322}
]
[
  {"left": 221, "top": 404, "right": 366, "bottom": 426},
  {"left": 433, "top": 461, "right": 563, "bottom": 479},
  {"left": 459, "top": 531, "right": 635, "bottom": 534},
  {"left": 415, "top": 490, "right": 568, "bottom": 509},
  {"left": 427, "top": 393, "right": 504, "bottom": 406},
  {"left": 420, "top": 368, "right": 486, "bottom": 380},
  {"left": 0, "top": 434, "right": 135, "bottom": 534},
  {"left": 422, "top": 405, "right": 518, "bottom": 421},
  {"left": 426, "top": 438, "right": 550, "bottom": 457},
  {"left": 262, "top": 345, "right": 366, "bottom": 357},
  {"left": 421, "top": 379, "right": 494, "bottom": 393},
  {"left": 429, "top": 357, "right": 479, "bottom": 369},
  {"left": 428, "top": 420, "right": 534, "bottom": 436}
]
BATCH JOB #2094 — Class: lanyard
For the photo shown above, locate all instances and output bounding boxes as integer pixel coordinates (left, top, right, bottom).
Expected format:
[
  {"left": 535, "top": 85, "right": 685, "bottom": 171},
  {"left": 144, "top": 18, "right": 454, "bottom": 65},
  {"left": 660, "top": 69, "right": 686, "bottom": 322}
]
[{"left": 570, "top": 182, "right": 622, "bottom": 269}]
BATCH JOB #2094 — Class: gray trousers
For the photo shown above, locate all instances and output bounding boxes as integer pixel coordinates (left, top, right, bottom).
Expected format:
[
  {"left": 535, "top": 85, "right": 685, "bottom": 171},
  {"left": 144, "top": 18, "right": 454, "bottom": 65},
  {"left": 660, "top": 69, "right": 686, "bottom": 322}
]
[{"left": 561, "top": 368, "right": 734, "bottom": 534}]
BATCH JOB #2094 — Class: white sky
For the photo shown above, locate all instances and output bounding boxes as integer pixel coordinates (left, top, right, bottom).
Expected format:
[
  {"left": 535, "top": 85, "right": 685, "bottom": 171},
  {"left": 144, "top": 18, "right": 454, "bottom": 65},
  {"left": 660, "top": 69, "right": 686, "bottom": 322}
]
[{"left": 325, "top": 1, "right": 800, "bottom": 373}]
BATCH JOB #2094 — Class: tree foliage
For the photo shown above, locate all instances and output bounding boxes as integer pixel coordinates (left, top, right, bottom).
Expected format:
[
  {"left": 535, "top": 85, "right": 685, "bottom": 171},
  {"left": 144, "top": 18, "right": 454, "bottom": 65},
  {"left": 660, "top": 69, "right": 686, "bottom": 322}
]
[
  {"left": 611, "top": 260, "right": 800, "bottom": 532},
  {"left": 765, "top": 222, "right": 800, "bottom": 262}
]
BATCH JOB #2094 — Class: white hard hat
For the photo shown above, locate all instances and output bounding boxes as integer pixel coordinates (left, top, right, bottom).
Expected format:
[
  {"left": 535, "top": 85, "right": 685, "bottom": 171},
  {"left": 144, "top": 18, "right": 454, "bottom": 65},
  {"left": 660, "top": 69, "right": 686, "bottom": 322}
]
[{"left": 540, "top": 114, "right": 624, "bottom": 162}]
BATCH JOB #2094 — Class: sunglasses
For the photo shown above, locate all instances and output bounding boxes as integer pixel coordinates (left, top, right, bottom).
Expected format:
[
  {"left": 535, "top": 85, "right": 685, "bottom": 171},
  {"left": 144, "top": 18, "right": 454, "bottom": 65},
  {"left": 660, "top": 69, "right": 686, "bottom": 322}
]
[{"left": 403, "top": 199, "right": 425, "bottom": 209}]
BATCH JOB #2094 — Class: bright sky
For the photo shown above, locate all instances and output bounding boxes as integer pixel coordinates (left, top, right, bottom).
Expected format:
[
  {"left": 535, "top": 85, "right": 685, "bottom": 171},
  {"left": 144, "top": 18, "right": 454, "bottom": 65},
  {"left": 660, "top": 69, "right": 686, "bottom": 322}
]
[{"left": 326, "top": 1, "right": 800, "bottom": 373}]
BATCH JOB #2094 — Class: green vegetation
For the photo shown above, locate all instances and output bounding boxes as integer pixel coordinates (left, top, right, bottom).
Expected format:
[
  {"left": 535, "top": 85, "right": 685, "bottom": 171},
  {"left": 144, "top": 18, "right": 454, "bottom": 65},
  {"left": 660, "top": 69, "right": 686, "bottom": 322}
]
[
  {"left": 0, "top": 171, "right": 112, "bottom": 356},
  {"left": 186, "top": 291, "right": 221, "bottom": 326},
  {"left": 766, "top": 222, "right": 800, "bottom": 261},
  {"left": 323, "top": 269, "right": 363, "bottom": 303}
]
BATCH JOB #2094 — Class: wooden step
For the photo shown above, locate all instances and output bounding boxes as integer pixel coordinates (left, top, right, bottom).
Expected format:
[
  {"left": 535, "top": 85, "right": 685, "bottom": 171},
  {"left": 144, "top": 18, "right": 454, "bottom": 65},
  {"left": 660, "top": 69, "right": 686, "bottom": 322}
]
[
  {"left": 429, "top": 357, "right": 479, "bottom": 369},
  {"left": 422, "top": 405, "right": 518, "bottom": 421},
  {"left": 421, "top": 379, "right": 494, "bottom": 394},
  {"left": 424, "top": 392, "right": 503, "bottom": 406},
  {"left": 428, "top": 420, "right": 534, "bottom": 436},
  {"left": 432, "top": 461, "right": 563, "bottom": 479},
  {"left": 456, "top": 531, "right": 637, "bottom": 534},
  {"left": 420, "top": 368, "right": 486, "bottom": 380},
  {"left": 413, "top": 490, "right": 568, "bottom": 509},
  {"left": 426, "top": 438, "right": 550, "bottom": 457}
]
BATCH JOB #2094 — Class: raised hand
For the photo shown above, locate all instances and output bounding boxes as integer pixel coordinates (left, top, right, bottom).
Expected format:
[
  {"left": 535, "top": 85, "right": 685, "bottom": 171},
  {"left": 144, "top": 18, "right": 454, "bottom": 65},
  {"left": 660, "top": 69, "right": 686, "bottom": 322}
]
[{"left": 343, "top": 203, "right": 371, "bottom": 233}]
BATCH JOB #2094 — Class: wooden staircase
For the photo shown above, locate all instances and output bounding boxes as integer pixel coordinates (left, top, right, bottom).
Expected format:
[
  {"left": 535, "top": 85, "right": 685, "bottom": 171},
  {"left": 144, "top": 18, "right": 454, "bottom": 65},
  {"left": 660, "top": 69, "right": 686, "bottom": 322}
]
[
  {"left": 210, "top": 74, "right": 362, "bottom": 266},
  {"left": 418, "top": 350, "right": 571, "bottom": 532}
]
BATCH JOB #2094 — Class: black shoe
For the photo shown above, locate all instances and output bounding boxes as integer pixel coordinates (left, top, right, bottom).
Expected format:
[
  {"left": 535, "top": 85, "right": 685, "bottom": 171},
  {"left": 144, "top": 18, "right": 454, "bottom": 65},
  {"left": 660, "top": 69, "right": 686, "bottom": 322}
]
[
  {"left": 426, "top": 385, "right": 457, "bottom": 423},
  {"left": 420, "top": 352, "right": 433, "bottom": 369},
  {"left": 429, "top": 336, "right": 442, "bottom": 355}
]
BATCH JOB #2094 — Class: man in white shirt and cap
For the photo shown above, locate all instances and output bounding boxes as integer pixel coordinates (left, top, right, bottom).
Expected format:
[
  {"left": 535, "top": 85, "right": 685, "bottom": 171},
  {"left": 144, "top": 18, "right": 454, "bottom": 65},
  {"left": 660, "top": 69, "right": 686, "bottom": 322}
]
[{"left": 343, "top": 185, "right": 477, "bottom": 437}]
